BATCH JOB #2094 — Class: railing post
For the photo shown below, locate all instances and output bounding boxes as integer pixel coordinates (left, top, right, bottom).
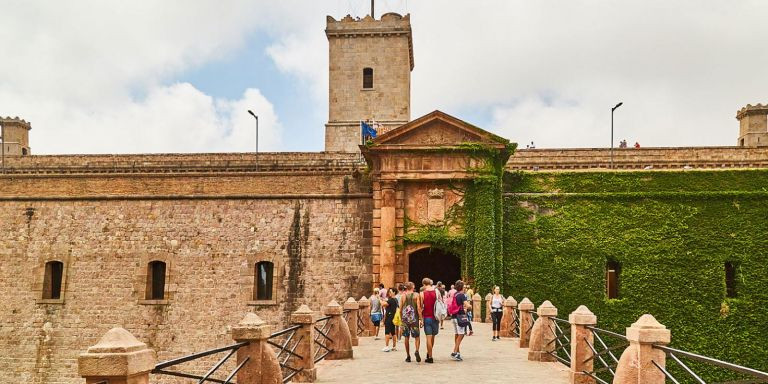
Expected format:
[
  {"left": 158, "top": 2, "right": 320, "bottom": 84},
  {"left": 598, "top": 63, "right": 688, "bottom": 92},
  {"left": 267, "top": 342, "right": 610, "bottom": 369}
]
[
  {"left": 344, "top": 297, "right": 359, "bottom": 346},
  {"left": 78, "top": 327, "right": 156, "bottom": 384},
  {"left": 518, "top": 297, "right": 535, "bottom": 348},
  {"left": 472, "top": 293, "right": 482, "bottom": 322},
  {"left": 613, "top": 314, "right": 670, "bottom": 384},
  {"left": 500, "top": 296, "right": 518, "bottom": 338},
  {"left": 485, "top": 293, "right": 493, "bottom": 323},
  {"left": 528, "top": 300, "right": 558, "bottom": 362},
  {"left": 290, "top": 305, "right": 317, "bottom": 382},
  {"left": 232, "top": 313, "right": 281, "bottom": 384},
  {"left": 569, "top": 305, "right": 597, "bottom": 384},
  {"left": 358, "top": 296, "right": 372, "bottom": 337},
  {"left": 325, "top": 300, "right": 353, "bottom": 360}
]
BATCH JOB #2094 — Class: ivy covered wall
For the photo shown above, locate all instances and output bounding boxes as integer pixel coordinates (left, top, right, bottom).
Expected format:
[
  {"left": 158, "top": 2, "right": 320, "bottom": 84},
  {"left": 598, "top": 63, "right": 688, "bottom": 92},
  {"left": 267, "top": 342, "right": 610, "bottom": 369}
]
[{"left": 503, "top": 169, "right": 768, "bottom": 375}]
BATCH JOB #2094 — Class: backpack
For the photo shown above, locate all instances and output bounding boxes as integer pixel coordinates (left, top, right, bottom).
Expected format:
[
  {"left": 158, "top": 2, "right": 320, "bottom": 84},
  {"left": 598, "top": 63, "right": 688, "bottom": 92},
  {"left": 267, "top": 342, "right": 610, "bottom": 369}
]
[
  {"left": 401, "top": 293, "right": 418, "bottom": 326},
  {"left": 447, "top": 293, "right": 462, "bottom": 316},
  {"left": 434, "top": 291, "right": 448, "bottom": 321}
]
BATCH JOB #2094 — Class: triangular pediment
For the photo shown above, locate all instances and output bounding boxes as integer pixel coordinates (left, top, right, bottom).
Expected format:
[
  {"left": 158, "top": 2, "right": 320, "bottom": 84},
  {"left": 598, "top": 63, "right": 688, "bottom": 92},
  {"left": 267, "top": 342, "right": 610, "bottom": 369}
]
[{"left": 372, "top": 110, "right": 509, "bottom": 147}]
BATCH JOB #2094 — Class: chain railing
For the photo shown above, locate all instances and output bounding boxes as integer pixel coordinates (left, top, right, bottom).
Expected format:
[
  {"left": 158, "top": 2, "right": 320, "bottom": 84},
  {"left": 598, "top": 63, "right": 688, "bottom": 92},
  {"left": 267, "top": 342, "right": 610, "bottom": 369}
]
[
  {"left": 527, "top": 311, "right": 538, "bottom": 335},
  {"left": 512, "top": 308, "right": 521, "bottom": 337},
  {"left": 313, "top": 315, "right": 334, "bottom": 363},
  {"left": 267, "top": 324, "right": 305, "bottom": 383},
  {"left": 652, "top": 345, "right": 768, "bottom": 384},
  {"left": 582, "top": 326, "right": 630, "bottom": 384},
  {"left": 151, "top": 341, "right": 250, "bottom": 384},
  {"left": 547, "top": 317, "right": 572, "bottom": 365},
  {"left": 356, "top": 310, "right": 366, "bottom": 336}
]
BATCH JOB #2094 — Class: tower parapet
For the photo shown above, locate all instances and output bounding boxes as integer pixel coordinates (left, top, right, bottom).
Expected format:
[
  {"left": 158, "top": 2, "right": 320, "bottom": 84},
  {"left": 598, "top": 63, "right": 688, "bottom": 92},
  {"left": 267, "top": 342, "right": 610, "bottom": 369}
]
[
  {"left": 325, "top": 13, "right": 413, "bottom": 152},
  {"left": 1, "top": 116, "right": 32, "bottom": 156},
  {"left": 736, "top": 103, "right": 768, "bottom": 147}
]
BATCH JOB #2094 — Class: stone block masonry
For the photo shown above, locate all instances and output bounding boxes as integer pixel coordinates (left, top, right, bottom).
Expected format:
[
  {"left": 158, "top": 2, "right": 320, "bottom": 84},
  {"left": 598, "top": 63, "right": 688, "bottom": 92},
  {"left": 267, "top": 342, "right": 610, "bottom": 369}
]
[{"left": 0, "top": 157, "right": 372, "bottom": 383}]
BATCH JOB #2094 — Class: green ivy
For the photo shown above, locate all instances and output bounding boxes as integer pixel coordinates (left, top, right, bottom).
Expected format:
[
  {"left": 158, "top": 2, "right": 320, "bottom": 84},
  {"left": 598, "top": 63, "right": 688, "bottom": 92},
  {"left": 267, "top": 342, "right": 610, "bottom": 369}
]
[{"left": 504, "top": 170, "right": 768, "bottom": 381}]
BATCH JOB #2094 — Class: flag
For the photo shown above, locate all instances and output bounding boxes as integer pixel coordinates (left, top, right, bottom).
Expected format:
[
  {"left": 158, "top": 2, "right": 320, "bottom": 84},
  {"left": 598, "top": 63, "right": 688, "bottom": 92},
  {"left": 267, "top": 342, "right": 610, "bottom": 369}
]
[{"left": 361, "top": 120, "right": 377, "bottom": 141}]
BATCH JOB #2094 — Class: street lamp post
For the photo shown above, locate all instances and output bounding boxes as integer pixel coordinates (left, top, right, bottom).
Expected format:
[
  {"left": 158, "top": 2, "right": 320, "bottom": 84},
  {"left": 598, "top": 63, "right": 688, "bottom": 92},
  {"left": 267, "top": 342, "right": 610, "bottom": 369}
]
[
  {"left": 611, "top": 102, "right": 623, "bottom": 169},
  {"left": 247, "top": 110, "right": 258, "bottom": 171},
  {"left": 1, "top": 120, "right": 4, "bottom": 172}
]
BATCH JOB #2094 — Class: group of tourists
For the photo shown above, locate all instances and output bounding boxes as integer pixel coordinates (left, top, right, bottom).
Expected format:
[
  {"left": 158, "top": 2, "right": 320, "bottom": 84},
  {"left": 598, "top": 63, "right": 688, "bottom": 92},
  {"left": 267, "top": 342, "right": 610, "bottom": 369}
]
[{"left": 368, "top": 278, "right": 483, "bottom": 363}]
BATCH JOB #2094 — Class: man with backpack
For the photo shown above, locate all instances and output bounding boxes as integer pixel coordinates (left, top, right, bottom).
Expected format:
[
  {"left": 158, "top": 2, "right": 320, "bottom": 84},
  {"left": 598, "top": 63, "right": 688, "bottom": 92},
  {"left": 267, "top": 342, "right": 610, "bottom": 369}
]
[
  {"left": 399, "top": 281, "right": 423, "bottom": 362},
  {"left": 420, "top": 277, "right": 445, "bottom": 363}
]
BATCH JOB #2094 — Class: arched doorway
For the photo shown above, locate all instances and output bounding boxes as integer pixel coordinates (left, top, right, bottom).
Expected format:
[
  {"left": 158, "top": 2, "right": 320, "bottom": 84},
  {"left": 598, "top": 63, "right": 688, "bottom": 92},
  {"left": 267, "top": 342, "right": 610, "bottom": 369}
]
[{"left": 408, "top": 247, "right": 461, "bottom": 287}]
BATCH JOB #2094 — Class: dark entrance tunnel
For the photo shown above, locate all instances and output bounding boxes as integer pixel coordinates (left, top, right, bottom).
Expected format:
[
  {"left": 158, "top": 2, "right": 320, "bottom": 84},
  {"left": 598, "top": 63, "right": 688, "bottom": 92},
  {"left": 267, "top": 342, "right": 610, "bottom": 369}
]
[{"left": 408, "top": 247, "right": 461, "bottom": 287}]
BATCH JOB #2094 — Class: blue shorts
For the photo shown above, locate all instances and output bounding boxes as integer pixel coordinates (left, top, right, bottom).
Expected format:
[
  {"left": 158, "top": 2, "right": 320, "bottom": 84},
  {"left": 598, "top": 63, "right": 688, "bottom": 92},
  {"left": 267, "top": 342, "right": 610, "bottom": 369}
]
[{"left": 423, "top": 317, "right": 439, "bottom": 336}]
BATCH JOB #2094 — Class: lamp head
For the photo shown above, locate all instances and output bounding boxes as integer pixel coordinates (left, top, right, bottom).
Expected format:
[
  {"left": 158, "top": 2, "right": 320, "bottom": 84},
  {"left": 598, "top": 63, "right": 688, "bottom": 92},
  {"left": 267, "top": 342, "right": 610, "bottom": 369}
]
[
  {"left": 612, "top": 102, "right": 623, "bottom": 111},
  {"left": 247, "top": 110, "right": 256, "bottom": 117}
]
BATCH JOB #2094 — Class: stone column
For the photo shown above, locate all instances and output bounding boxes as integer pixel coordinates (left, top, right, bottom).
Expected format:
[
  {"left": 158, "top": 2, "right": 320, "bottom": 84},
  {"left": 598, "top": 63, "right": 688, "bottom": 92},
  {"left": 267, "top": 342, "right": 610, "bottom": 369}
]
[
  {"left": 379, "top": 181, "right": 397, "bottom": 287},
  {"left": 613, "top": 315, "right": 670, "bottom": 384},
  {"left": 231, "top": 313, "right": 281, "bottom": 384},
  {"left": 569, "top": 305, "right": 597, "bottom": 384},
  {"left": 324, "top": 300, "right": 353, "bottom": 360},
  {"left": 358, "top": 296, "right": 373, "bottom": 337},
  {"left": 472, "top": 293, "right": 482, "bottom": 322},
  {"left": 344, "top": 297, "right": 360, "bottom": 346},
  {"left": 528, "top": 300, "right": 558, "bottom": 362},
  {"left": 290, "top": 305, "right": 316, "bottom": 382},
  {"left": 78, "top": 327, "right": 156, "bottom": 384},
  {"left": 500, "top": 296, "right": 517, "bottom": 338},
  {"left": 518, "top": 297, "right": 535, "bottom": 348},
  {"left": 485, "top": 293, "right": 493, "bottom": 323}
]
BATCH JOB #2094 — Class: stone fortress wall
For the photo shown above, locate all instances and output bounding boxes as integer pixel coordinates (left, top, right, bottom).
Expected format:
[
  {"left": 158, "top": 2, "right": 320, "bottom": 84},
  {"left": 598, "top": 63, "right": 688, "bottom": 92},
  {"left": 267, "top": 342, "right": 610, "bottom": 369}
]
[{"left": 0, "top": 152, "right": 372, "bottom": 383}]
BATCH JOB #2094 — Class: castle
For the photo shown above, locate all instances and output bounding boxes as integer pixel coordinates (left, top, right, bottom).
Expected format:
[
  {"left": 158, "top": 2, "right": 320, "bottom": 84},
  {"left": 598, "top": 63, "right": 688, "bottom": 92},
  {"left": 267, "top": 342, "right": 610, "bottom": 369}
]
[{"left": 1, "top": 11, "right": 768, "bottom": 383}]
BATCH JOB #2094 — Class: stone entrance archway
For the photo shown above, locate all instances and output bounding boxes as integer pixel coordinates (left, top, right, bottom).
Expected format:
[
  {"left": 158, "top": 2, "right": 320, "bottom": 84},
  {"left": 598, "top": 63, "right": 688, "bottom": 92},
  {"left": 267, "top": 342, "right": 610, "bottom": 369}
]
[{"left": 407, "top": 247, "right": 461, "bottom": 287}]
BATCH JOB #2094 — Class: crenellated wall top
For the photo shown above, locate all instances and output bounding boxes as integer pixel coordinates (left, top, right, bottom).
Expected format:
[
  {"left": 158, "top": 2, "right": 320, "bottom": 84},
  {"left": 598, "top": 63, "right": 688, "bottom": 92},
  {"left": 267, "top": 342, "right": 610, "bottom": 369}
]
[{"left": 736, "top": 103, "right": 768, "bottom": 119}]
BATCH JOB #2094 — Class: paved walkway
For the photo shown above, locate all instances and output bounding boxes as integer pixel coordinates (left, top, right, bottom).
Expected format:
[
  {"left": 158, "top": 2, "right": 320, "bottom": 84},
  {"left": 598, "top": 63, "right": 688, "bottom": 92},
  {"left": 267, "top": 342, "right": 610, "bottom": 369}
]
[{"left": 315, "top": 321, "right": 569, "bottom": 384}]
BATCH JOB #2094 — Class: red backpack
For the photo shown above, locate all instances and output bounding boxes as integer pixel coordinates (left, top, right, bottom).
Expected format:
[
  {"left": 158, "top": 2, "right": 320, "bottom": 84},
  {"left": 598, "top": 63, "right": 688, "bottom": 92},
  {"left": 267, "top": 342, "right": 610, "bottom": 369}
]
[{"left": 447, "top": 293, "right": 461, "bottom": 315}]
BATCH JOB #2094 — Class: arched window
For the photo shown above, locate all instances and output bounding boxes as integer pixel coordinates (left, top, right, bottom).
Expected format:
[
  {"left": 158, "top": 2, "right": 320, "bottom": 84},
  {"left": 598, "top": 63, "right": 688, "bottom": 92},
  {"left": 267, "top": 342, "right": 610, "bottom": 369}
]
[
  {"left": 606, "top": 261, "right": 621, "bottom": 299},
  {"left": 42, "top": 261, "right": 64, "bottom": 300},
  {"left": 363, "top": 67, "right": 373, "bottom": 89},
  {"left": 254, "top": 261, "right": 274, "bottom": 300},
  {"left": 146, "top": 261, "right": 166, "bottom": 300},
  {"left": 21, "top": 148, "right": 28, "bottom": 155},
  {"left": 725, "top": 262, "right": 738, "bottom": 298}
]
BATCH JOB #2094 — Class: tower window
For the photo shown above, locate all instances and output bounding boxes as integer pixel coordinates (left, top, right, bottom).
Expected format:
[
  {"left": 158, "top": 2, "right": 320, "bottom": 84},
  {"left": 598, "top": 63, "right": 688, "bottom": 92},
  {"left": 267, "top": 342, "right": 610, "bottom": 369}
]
[
  {"left": 606, "top": 261, "right": 621, "bottom": 299},
  {"left": 42, "top": 261, "right": 64, "bottom": 300},
  {"left": 363, "top": 67, "right": 373, "bottom": 89},
  {"left": 725, "top": 262, "right": 738, "bottom": 298},
  {"left": 146, "top": 261, "right": 166, "bottom": 300},
  {"left": 254, "top": 261, "right": 274, "bottom": 300}
]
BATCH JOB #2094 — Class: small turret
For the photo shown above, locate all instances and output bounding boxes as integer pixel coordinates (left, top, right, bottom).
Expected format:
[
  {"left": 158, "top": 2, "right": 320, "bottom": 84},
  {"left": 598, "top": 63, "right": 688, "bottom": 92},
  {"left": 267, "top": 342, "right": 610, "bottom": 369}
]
[
  {"left": 0, "top": 116, "right": 32, "bottom": 155},
  {"left": 736, "top": 104, "right": 768, "bottom": 147}
]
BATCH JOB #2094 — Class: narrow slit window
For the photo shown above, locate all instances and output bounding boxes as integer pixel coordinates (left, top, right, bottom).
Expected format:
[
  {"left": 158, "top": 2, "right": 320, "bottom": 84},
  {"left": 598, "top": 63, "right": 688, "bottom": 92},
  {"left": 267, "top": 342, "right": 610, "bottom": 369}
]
[
  {"left": 725, "top": 262, "right": 738, "bottom": 298},
  {"left": 363, "top": 67, "right": 373, "bottom": 89},
  {"left": 606, "top": 261, "right": 620, "bottom": 299},
  {"left": 42, "top": 261, "right": 64, "bottom": 300},
  {"left": 146, "top": 261, "right": 166, "bottom": 300},
  {"left": 254, "top": 261, "right": 274, "bottom": 300}
]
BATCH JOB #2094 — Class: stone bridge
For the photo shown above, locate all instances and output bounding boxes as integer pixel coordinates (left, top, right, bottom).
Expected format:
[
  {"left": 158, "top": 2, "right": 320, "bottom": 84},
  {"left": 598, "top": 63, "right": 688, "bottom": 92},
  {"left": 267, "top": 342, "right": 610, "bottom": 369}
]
[{"left": 76, "top": 295, "right": 768, "bottom": 384}]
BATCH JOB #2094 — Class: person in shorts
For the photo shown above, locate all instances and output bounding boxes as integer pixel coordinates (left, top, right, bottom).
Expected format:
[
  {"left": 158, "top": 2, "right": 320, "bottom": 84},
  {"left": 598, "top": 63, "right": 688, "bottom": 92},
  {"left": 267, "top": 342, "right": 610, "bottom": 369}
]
[
  {"left": 370, "top": 288, "right": 383, "bottom": 339},
  {"left": 420, "top": 277, "right": 440, "bottom": 363},
  {"left": 399, "top": 282, "right": 422, "bottom": 362},
  {"left": 381, "top": 288, "right": 398, "bottom": 352},
  {"left": 451, "top": 280, "right": 470, "bottom": 361}
]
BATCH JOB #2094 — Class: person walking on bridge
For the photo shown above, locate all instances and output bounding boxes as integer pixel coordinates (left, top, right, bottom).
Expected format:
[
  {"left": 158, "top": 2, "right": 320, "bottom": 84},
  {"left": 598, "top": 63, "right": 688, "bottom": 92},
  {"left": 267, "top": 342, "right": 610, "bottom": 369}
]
[
  {"left": 449, "top": 280, "right": 471, "bottom": 361},
  {"left": 400, "top": 281, "right": 423, "bottom": 363},
  {"left": 420, "top": 277, "right": 442, "bottom": 363},
  {"left": 370, "top": 288, "right": 383, "bottom": 340},
  {"left": 490, "top": 286, "right": 504, "bottom": 341},
  {"left": 381, "top": 288, "right": 399, "bottom": 352}
]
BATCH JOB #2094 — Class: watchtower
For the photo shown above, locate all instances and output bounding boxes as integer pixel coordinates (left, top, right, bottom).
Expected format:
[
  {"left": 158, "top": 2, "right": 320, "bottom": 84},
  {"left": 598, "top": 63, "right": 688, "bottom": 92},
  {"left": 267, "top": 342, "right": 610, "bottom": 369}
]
[
  {"left": 1, "top": 116, "right": 32, "bottom": 156},
  {"left": 324, "top": 12, "right": 414, "bottom": 152},
  {"left": 736, "top": 104, "right": 768, "bottom": 147}
]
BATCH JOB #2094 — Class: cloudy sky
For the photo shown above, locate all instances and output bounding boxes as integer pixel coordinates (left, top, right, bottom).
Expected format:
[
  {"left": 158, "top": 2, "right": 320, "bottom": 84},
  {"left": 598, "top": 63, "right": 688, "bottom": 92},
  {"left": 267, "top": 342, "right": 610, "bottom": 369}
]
[{"left": 1, "top": 0, "right": 767, "bottom": 154}]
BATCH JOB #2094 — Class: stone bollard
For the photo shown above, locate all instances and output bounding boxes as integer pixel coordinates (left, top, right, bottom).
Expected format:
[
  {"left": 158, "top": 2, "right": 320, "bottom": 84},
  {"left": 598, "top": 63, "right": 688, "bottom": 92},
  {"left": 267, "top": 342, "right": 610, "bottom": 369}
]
[
  {"left": 528, "top": 300, "right": 558, "bottom": 362},
  {"left": 500, "top": 296, "right": 518, "bottom": 338},
  {"left": 472, "top": 293, "right": 482, "bottom": 322},
  {"left": 613, "top": 315, "right": 670, "bottom": 384},
  {"left": 231, "top": 313, "right": 282, "bottom": 384},
  {"left": 290, "top": 305, "right": 317, "bottom": 382},
  {"left": 344, "top": 297, "right": 360, "bottom": 346},
  {"left": 78, "top": 327, "right": 156, "bottom": 384},
  {"left": 518, "top": 297, "right": 535, "bottom": 348},
  {"left": 569, "top": 305, "right": 597, "bottom": 384},
  {"left": 485, "top": 293, "right": 493, "bottom": 323},
  {"left": 324, "top": 300, "right": 353, "bottom": 360},
  {"left": 358, "top": 296, "right": 373, "bottom": 337}
]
